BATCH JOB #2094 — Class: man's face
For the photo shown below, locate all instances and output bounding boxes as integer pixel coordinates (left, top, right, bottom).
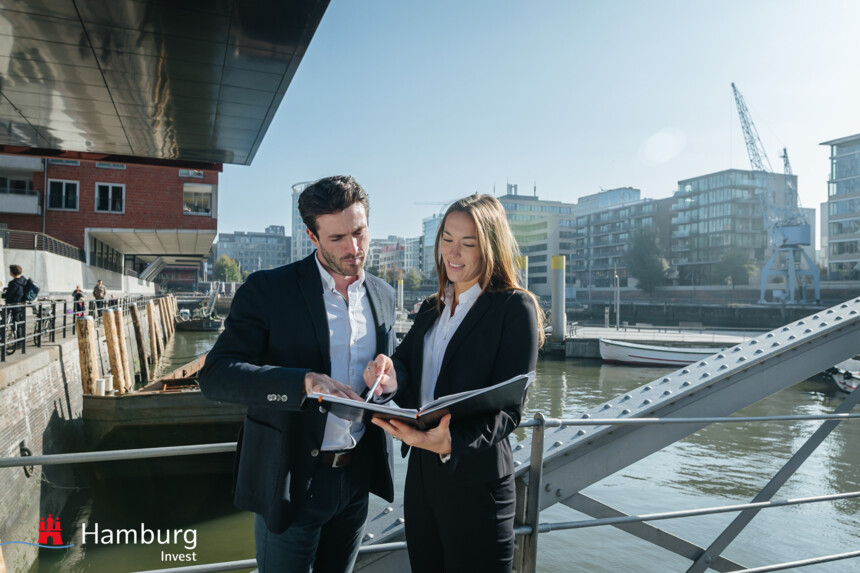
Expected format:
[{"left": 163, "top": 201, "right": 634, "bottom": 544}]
[{"left": 307, "top": 203, "right": 370, "bottom": 278}]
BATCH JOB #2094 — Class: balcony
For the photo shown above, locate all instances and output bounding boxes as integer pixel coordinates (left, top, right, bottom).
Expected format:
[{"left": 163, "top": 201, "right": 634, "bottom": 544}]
[
  {"left": 672, "top": 229, "right": 691, "bottom": 238},
  {"left": 0, "top": 190, "right": 40, "bottom": 215}
]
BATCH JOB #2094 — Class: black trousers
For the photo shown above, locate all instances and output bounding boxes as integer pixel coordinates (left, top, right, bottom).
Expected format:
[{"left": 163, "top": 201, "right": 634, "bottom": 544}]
[{"left": 404, "top": 448, "right": 516, "bottom": 573}]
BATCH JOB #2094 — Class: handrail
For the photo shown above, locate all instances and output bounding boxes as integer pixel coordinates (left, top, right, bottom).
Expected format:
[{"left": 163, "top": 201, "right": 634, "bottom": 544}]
[
  {"left": 0, "top": 294, "right": 170, "bottom": 361},
  {"left": 2, "top": 413, "right": 860, "bottom": 468},
  {"left": 1, "top": 229, "right": 85, "bottom": 261},
  {"left": 3, "top": 413, "right": 857, "bottom": 572}
]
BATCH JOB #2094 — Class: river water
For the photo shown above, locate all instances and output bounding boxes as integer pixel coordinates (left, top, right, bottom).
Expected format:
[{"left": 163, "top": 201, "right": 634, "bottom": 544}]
[{"left": 32, "top": 332, "right": 860, "bottom": 572}]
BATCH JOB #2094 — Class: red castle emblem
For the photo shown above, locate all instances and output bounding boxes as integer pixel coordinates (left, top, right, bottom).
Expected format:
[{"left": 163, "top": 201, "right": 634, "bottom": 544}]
[{"left": 38, "top": 514, "right": 63, "bottom": 546}]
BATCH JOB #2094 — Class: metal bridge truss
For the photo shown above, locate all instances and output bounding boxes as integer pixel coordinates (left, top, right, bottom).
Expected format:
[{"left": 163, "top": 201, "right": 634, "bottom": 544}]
[{"left": 357, "top": 296, "right": 860, "bottom": 572}]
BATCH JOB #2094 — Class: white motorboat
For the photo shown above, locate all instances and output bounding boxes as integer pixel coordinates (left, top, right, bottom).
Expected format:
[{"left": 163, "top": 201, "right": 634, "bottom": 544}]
[{"left": 599, "top": 338, "right": 726, "bottom": 367}]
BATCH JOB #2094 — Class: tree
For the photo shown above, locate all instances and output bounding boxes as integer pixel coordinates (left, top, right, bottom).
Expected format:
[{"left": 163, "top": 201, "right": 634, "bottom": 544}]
[
  {"left": 213, "top": 255, "right": 241, "bottom": 282},
  {"left": 716, "top": 248, "right": 756, "bottom": 290},
  {"left": 625, "top": 229, "right": 667, "bottom": 298},
  {"left": 404, "top": 268, "right": 423, "bottom": 291}
]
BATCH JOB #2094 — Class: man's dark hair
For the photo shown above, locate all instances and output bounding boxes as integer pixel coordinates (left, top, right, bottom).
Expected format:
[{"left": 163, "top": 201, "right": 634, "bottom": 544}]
[
  {"left": 298, "top": 175, "right": 369, "bottom": 236},
  {"left": 9, "top": 264, "right": 22, "bottom": 276}
]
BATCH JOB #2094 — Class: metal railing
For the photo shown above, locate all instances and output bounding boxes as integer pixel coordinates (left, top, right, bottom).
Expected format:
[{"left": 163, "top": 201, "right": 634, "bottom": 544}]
[
  {"left": 1, "top": 411, "right": 858, "bottom": 573},
  {"left": 0, "top": 294, "right": 167, "bottom": 362},
  {"left": 0, "top": 229, "right": 85, "bottom": 262}
]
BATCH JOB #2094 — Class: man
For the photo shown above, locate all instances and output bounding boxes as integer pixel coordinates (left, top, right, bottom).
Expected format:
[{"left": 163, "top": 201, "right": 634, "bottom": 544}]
[
  {"left": 93, "top": 279, "right": 106, "bottom": 315},
  {"left": 199, "top": 176, "right": 396, "bottom": 573},
  {"left": 3, "top": 265, "right": 28, "bottom": 350}
]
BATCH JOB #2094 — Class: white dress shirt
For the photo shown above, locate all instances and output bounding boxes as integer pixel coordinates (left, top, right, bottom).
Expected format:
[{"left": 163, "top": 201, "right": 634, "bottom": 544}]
[
  {"left": 314, "top": 256, "right": 377, "bottom": 451},
  {"left": 420, "top": 282, "right": 482, "bottom": 407}
]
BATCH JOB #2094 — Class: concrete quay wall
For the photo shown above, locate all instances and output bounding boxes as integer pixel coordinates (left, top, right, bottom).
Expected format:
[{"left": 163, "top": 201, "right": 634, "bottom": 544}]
[
  {"left": 0, "top": 247, "right": 155, "bottom": 298},
  {"left": 0, "top": 305, "right": 161, "bottom": 572},
  {"left": 0, "top": 339, "right": 84, "bottom": 573}
]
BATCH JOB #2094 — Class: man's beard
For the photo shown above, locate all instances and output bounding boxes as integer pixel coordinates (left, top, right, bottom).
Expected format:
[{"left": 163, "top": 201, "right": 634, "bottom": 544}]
[{"left": 318, "top": 245, "right": 366, "bottom": 277}]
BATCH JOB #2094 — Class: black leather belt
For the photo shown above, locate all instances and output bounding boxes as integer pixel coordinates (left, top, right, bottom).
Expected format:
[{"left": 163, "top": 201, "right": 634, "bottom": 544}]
[{"left": 319, "top": 446, "right": 359, "bottom": 468}]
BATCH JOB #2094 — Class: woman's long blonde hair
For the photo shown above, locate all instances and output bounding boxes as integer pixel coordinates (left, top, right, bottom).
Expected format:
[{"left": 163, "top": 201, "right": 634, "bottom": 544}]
[{"left": 433, "top": 194, "right": 545, "bottom": 346}]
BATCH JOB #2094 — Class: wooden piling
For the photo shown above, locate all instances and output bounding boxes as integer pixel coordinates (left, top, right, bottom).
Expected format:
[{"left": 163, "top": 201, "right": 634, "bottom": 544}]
[
  {"left": 147, "top": 301, "right": 161, "bottom": 361},
  {"left": 153, "top": 300, "right": 165, "bottom": 357},
  {"left": 102, "top": 309, "right": 126, "bottom": 394},
  {"left": 114, "top": 307, "right": 133, "bottom": 391},
  {"left": 167, "top": 294, "right": 176, "bottom": 336},
  {"left": 130, "top": 304, "right": 150, "bottom": 383},
  {"left": 158, "top": 297, "right": 169, "bottom": 343},
  {"left": 76, "top": 317, "right": 99, "bottom": 394}
]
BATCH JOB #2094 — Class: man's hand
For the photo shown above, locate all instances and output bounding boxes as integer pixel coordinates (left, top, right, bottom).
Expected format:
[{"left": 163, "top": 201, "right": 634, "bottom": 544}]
[
  {"left": 371, "top": 414, "right": 452, "bottom": 456},
  {"left": 303, "top": 372, "right": 361, "bottom": 401},
  {"left": 363, "top": 354, "right": 398, "bottom": 397}
]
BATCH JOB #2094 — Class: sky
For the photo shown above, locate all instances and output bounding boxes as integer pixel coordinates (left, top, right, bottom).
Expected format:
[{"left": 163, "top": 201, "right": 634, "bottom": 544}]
[{"left": 218, "top": 0, "right": 860, "bottom": 242}]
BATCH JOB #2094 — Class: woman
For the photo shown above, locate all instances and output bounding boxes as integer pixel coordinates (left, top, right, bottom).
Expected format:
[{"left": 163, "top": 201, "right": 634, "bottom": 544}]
[
  {"left": 364, "top": 194, "right": 543, "bottom": 572},
  {"left": 72, "top": 285, "right": 86, "bottom": 317}
]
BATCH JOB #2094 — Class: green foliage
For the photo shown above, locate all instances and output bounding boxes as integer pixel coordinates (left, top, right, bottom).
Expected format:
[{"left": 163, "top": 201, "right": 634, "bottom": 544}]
[
  {"left": 213, "top": 255, "right": 241, "bottom": 282},
  {"left": 625, "top": 229, "right": 667, "bottom": 296},
  {"left": 404, "top": 268, "right": 423, "bottom": 291},
  {"left": 716, "top": 248, "right": 756, "bottom": 289}
]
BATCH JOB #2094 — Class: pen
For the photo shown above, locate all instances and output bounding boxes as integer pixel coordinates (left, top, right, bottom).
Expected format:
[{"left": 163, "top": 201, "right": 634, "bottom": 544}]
[{"left": 365, "top": 372, "right": 384, "bottom": 403}]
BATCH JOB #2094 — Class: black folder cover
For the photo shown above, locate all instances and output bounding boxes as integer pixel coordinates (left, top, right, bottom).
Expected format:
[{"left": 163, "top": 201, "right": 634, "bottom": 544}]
[{"left": 307, "top": 372, "right": 534, "bottom": 430}]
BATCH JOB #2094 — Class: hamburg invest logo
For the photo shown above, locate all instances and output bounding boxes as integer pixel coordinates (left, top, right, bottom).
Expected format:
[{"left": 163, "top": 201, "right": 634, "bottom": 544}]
[{"left": 0, "top": 514, "right": 74, "bottom": 549}]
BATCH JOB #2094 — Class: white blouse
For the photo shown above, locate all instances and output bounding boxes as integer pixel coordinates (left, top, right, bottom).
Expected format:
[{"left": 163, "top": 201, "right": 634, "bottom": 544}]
[{"left": 419, "top": 282, "right": 482, "bottom": 407}]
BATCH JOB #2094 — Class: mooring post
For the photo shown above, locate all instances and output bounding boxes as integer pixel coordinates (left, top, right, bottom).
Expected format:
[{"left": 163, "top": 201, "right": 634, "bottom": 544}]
[
  {"left": 102, "top": 309, "right": 126, "bottom": 394},
  {"left": 76, "top": 317, "right": 99, "bottom": 395},
  {"left": 130, "top": 304, "right": 150, "bottom": 383},
  {"left": 114, "top": 307, "right": 133, "bottom": 392}
]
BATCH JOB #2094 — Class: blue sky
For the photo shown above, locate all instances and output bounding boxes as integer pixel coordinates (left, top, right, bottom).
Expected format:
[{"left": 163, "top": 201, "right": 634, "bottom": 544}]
[{"left": 218, "top": 1, "right": 860, "bottom": 242}]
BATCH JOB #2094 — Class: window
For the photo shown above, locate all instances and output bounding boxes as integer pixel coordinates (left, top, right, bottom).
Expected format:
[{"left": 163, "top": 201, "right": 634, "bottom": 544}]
[
  {"left": 95, "top": 183, "right": 125, "bottom": 213},
  {"left": 96, "top": 162, "right": 126, "bottom": 170},
  {"left": 48, "top": 159, "right": 80, "bottom": 166},
  {"left": 48, "top": 180, "right": 79, "bottom": 210},
  {"left": 183, "top": 183, "right": 215, "bottom": 215},
  {"left": 179, "top": 169, "right": 204, "bottom": 178}
]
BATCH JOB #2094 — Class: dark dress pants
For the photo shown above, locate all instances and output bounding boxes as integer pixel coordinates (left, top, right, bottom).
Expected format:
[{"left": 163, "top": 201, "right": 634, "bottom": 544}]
[
  {"left": 404, "top": 448, "right": 516, "bottom": 573},
  {"left": 254, "top": 447, "right": 372, "bottom": 573}
]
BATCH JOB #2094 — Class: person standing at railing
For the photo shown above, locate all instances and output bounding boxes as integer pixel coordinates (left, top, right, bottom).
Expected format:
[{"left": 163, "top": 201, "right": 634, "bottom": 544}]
[
  {"left": 3, "top": 264, "right": 27, "bottom": 350},
  {"left": 92, "top": 279, "right": 106, "bottom": 316},
  {"left": 72, "top": 286, "right": 86, "bottom": 317},
  {"left": 200, "top": 176, "right": 396, "bottom": 573},
  {"left": 364, "top": 194, "right": 544, "bottom": 573}
]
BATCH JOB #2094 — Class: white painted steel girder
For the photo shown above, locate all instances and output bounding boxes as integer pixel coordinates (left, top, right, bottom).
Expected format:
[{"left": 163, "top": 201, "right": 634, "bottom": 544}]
[{"left": 514, "top": 297, "right": 860, "bottom": 511}]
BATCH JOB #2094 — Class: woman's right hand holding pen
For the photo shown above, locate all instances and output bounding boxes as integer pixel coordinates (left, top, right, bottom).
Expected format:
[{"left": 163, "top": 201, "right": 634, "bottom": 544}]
[{"left": 363, "top": 354, "right": 398, "bottom": 398}]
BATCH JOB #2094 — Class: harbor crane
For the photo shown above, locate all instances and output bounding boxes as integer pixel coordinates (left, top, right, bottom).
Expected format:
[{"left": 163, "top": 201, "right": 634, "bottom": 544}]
[{"left": 730, "top": 83, "right": 820, "bottom": 304}]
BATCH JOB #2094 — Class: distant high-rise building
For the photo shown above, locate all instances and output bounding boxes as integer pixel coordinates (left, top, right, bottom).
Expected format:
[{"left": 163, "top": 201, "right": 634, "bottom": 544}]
[
  {"left": 421, "top": 214, "right": 443, "bottom": 276},
  {"left": 217, "top": 225, "right": 290, "bottom": 273},
  {"left": 404, "top": 236, "right": 422, "bottom": 272},
  {"left": 291, "top": 181, "right": 315, "bottom": 262},
  {"left": 821, "top": 134, "right": 860, "bottom": 280}
]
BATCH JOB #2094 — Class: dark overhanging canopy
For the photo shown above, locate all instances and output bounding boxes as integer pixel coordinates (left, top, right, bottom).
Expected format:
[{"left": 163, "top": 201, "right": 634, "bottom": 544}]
[{"left": 0, "top": 0, "right": 329, "bottom": 169}]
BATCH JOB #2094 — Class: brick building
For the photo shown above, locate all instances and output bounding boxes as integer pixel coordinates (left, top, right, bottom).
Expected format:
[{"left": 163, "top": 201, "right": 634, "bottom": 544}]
[{"left": 0, "top": 156, "right": 219, "bottom": 290}]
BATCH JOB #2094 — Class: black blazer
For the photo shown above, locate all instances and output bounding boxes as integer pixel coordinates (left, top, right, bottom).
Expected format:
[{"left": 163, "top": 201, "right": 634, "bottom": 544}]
[
  {"left": 199, "top": 253, "right": 397, "bottom": 533},
  {"left": 392, "top": 288, "right": 539, "bottom": 485}
]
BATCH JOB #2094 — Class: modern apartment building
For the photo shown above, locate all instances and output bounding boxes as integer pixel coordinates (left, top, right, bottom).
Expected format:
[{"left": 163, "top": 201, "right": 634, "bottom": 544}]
[
  {"left": 291, "top": 181, "right": 315, "bottom": 262},
  {"left": 217, "top": 225, "right": 290, "bottom": 273},
  {"left": 670, "top": 169, "right": 795, "bottom": 286},
  {"left": 404, "top": 236, "right": 422, "bottom": 272},
  {"left": 821, "top": 134, "right": 860, "bottom": 280},
  {"left": 421, "top": 214, "right": 443, "bottom": 276}
]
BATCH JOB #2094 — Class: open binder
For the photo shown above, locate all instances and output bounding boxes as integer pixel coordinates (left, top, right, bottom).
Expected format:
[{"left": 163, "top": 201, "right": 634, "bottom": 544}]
[{"left": 307, "top": 372, "right": 534, "bottom": 430}]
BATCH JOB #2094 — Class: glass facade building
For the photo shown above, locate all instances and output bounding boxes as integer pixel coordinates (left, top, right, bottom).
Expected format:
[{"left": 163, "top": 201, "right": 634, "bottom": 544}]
[{"left": 821, "top": 134, "right": 860, "bottom": 280}]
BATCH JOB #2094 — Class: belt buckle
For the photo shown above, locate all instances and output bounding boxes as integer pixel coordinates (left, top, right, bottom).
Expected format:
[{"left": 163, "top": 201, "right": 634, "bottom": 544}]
[{"left": 331, "top": 451, "right": 347, "bottom": 468}]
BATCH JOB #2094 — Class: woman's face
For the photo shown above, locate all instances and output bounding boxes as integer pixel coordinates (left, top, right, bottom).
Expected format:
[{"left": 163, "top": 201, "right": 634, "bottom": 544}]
[{"left": 440, "top": 211, "right": 482, "bottom": 293}]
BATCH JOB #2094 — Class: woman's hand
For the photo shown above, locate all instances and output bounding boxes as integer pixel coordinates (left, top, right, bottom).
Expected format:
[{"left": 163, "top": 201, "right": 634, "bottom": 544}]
[
  {"left": 363, "top": 354, "right": 398, "bottom": 397},
  {"left": 371, "top": 414, "right": 452, "bottom": 456}
]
